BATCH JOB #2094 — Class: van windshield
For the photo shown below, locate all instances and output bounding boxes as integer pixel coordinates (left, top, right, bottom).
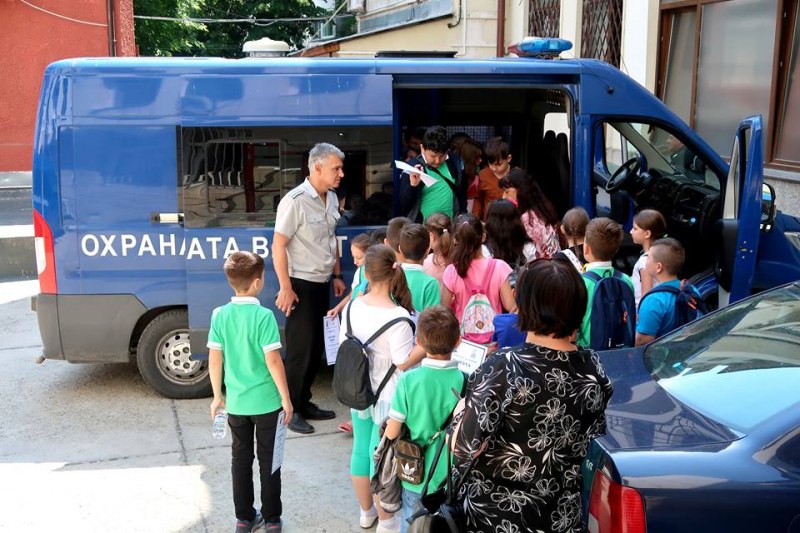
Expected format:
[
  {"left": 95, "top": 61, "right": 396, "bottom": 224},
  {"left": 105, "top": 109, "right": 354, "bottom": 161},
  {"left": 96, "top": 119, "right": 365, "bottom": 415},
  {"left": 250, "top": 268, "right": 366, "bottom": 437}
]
[{"left": 608, "top": 122, "right": 721, "bottom": 191}]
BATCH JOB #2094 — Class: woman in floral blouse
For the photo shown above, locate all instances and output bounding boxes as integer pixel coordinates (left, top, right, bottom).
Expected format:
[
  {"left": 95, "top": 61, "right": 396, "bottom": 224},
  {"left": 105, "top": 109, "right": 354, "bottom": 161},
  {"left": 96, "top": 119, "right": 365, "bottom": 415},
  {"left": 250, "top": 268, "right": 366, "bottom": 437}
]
[
  {"left": 453, "top": 258, "right": 613, "bottom": 533},
  {"left": 500, "top": 169, "right": 561, "bottom": 259}
]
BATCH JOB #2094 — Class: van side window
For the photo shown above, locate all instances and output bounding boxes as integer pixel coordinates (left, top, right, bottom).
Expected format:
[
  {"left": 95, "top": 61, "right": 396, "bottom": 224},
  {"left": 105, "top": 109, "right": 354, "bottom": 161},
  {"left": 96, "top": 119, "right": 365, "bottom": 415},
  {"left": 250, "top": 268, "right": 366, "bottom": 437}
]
[{"left": 180, "top": 126, "right": 393, "bottom": 229}]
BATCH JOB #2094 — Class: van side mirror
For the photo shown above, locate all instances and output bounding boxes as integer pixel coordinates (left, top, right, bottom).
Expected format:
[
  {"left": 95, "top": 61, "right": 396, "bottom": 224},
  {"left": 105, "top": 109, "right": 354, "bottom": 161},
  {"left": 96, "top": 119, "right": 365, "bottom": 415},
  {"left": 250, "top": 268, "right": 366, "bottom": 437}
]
[{"left": 760, "top": 183, "right": 777, "bottom": 232}]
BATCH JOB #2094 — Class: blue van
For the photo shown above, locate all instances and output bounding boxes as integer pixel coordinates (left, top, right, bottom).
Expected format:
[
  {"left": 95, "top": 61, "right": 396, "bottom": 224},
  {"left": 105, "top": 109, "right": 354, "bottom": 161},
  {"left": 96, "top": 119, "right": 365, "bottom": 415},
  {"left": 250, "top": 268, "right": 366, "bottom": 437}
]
[{"left": 31, "top": 45, "right": 800, "bottom": 398}]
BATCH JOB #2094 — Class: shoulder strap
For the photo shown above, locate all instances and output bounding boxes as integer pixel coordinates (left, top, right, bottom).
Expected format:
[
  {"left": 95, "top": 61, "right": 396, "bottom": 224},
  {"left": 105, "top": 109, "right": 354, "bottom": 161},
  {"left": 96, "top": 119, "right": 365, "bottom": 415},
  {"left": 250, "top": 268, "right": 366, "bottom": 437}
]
[
  {"left": 374, "top": 363, "right": 397, "bottom": 400},
  {"left": 345, "top": 301, "right": 354, "bottom": 336},
  {"left": 582, "top": 270, "right": 601, "bottom": 283},
  {"left": 363, "top": 316, "right": 416, "bottom": 347},
  {"left": 479, "top": 258, "right": 497, "bottom": 294},
  {"left": 638, "top": 283, "right": 680, "bottom": 310}
]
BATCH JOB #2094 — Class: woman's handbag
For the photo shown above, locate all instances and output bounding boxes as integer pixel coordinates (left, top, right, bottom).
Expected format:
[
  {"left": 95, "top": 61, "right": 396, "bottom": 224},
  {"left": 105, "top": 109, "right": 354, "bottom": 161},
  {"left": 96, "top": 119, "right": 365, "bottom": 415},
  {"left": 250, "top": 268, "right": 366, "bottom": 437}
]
[{"left": 406, "top": 431, "right": 468, "bottom": 533}]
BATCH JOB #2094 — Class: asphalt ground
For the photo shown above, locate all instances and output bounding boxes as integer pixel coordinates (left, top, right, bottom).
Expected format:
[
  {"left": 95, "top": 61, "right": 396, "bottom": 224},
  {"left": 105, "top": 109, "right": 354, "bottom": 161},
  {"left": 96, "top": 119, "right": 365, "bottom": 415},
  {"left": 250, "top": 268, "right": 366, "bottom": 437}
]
[{"left": 0, "top": 281, "right": 366, "bottom": 533}]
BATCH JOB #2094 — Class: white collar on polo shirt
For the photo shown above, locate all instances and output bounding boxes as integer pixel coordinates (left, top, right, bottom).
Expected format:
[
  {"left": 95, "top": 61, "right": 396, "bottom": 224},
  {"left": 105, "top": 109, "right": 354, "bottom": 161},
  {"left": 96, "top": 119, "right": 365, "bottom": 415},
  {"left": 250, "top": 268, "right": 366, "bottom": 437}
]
[{"left": 230, "top": 296, "right": 260, "bottom": 305}]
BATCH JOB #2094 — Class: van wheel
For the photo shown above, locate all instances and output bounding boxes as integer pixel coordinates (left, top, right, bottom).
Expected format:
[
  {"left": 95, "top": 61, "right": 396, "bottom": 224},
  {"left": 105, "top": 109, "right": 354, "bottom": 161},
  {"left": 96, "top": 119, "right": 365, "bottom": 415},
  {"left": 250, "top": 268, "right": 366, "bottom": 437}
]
[{"left": 136, "top": 309, "right": 211, "bottom": 399}]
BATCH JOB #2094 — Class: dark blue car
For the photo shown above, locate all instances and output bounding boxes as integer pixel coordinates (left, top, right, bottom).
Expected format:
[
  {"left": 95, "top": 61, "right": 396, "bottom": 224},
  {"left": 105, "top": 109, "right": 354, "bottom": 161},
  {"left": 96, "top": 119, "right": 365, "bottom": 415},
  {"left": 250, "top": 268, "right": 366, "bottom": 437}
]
[{"left": 583, "top": 282, "right": 800, "bottom": 533}]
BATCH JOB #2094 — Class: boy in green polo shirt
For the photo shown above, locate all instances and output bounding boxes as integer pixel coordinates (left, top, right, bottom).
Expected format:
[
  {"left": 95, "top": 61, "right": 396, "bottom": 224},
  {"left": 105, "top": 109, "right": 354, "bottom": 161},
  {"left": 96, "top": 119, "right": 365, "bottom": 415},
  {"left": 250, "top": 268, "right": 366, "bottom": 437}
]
[
  {"left": 577, "top": 217, "right": 635, "bottom": 349},
  {"left": 384, "top": 306, "right": 465, "bottom": 532},
  {"left": 399, "top": 223, "right": 441, "bottom": 313},
  {"left": 208, "top": 251, "right": 292, "bottom": 533}
]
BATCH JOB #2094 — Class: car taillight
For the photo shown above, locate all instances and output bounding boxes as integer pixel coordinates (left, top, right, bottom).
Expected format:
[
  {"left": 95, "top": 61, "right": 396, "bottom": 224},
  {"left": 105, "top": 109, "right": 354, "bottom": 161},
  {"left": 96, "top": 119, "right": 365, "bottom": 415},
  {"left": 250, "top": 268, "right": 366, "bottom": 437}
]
[
  {"left": 33, "top": 209, "right": 57, "bottom": 294},
  {"left": 588, "top": 470, "right": 646, "bottom": 533}
]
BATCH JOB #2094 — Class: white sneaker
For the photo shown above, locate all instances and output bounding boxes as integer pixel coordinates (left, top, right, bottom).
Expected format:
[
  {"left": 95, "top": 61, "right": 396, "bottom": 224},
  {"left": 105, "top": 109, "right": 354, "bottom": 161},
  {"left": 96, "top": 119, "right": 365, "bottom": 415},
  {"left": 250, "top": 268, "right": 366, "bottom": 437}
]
[
  {"left": 375, "top": 517, "right": 400, "bottom": 533},
  {"left": 359, "top": 506, "right": 378, "bottom": 529}
]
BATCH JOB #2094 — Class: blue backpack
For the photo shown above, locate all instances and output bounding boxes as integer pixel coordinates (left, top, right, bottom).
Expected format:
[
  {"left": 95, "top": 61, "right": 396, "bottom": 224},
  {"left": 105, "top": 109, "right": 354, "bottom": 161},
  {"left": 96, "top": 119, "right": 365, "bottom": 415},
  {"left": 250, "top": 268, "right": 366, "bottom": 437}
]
[
  {"left": 583, "top": 270, "right": 636, "bottom": 350},
  {"left": 639, "top": 280, "right": 707, "bottom": 329}
]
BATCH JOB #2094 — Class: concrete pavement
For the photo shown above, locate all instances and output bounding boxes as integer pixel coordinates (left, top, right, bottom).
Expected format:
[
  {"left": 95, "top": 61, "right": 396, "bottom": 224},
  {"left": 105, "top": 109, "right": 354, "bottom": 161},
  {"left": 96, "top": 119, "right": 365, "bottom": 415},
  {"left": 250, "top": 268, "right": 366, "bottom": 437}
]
[{"left": 0, "top": 282, "right": 365, "bottom": 532}]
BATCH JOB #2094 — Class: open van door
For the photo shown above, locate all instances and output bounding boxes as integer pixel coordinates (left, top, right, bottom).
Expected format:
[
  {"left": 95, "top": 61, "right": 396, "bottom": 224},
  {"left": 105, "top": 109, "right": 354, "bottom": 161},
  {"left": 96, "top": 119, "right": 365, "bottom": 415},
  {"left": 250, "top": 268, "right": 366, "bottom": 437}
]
[{"left": 716, "top": 116, "right": 764, "bottom": 306}]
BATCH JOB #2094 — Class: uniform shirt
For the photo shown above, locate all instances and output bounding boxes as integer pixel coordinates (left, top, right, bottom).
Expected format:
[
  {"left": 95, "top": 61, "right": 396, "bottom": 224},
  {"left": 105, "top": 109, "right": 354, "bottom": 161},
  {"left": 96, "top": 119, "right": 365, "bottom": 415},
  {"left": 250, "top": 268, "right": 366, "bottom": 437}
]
[
  {"left": 402, "top": 263, "right": 441, "bottom": 312},
  {"left": 577, "top": 263, "right": 635, "bottom": 348},
  {"left": 637, "top": 279, "right": 700, "bottom": 338},
  {"left": 388, "top": 358, "right": 465, "bottom": 493},
  {"left": 274, "top": 178, "right": 340, "bottom": 283},
  {"left": 207, "top": 297, "right": 282, "bottom": 415},
  {"left": 420, "top": 159, "right": 455, "bottom": 220}
]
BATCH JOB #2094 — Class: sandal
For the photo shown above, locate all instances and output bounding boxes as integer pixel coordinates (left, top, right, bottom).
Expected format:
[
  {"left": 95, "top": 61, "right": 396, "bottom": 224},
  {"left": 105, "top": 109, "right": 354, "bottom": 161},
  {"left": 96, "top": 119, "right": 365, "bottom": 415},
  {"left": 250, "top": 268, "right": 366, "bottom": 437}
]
[{"left": 338, "top": 421, "right": 353, "bottom": 433}]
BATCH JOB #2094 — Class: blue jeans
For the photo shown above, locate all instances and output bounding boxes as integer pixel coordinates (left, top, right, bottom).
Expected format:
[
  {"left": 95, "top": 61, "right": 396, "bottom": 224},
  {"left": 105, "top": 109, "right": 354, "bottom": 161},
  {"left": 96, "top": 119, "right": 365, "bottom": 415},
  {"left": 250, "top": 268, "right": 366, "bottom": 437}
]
[{"left": 401, "top": 488, "right": 422, "bottom": 533}]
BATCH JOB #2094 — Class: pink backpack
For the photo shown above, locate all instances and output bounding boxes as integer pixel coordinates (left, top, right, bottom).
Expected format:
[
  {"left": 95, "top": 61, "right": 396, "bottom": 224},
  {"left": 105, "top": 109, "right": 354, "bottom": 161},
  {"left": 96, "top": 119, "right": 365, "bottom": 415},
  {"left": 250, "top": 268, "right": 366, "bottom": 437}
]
[{"left": 459, "top": 259, "right": 498, "bottom": 344}]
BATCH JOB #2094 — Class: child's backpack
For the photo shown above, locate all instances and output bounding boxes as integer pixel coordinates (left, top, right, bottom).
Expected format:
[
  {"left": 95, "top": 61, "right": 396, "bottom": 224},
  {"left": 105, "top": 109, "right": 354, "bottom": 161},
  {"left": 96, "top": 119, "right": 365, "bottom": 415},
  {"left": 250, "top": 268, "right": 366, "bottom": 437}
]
[
  {"left": 639, "top": 280, "right": 707, "bottom": 329},
  {"left": 583, "top": 270, "right": 636, "bottom": 350},
  {"left": 460, "top": 259, "right": 499, "bottom": 344},
  {"left": 332, "top": 303, "right": 415, "bottom": 410}
]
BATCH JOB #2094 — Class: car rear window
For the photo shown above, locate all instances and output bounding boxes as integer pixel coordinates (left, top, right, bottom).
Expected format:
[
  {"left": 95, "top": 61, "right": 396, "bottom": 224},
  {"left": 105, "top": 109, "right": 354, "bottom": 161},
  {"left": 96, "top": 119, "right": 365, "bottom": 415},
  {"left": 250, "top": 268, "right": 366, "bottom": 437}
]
[{"left": 643, "top": 284, "right": 800, "bottom": 434}]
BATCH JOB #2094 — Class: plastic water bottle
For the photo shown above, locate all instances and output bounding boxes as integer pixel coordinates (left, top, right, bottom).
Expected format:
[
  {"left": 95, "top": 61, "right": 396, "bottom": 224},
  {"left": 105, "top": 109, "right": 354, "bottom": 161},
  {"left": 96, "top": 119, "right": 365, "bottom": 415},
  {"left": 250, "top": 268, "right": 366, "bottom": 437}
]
[{"left": 212, "top": 408, "right": 228, "bottom": 439}]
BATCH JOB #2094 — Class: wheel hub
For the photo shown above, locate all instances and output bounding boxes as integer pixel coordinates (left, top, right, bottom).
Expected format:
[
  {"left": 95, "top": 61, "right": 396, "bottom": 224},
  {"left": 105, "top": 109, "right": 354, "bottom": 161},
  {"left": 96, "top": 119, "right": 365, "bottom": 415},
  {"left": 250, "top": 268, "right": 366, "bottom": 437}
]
[{"left": 156, "top": 331, "right": 207, "bottom": 385}]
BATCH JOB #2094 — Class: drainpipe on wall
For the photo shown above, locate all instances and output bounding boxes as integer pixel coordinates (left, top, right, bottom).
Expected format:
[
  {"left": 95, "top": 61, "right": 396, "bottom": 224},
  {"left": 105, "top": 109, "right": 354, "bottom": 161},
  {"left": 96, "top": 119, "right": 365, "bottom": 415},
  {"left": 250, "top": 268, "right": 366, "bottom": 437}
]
[
  {"left": 107, "top": 0, "right": 117, "bottom": 56},
  {"left": 496, "top": 0, "right": 505, "bottom": 57}
]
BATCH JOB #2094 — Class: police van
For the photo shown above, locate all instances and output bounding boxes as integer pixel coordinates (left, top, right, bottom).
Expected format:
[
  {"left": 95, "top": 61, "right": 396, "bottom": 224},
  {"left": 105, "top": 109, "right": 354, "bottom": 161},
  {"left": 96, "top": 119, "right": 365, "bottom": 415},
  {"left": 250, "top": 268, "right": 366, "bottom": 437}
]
[{"left": 32, "top": 39, "right": 800, "bottom": 398}]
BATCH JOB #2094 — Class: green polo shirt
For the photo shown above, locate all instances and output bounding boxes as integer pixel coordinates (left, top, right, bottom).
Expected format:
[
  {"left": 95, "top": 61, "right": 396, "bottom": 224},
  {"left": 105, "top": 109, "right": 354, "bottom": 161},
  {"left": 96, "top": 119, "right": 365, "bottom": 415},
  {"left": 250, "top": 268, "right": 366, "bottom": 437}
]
[
  {"left": 577, "top": 264, "right": 635, "bottom": 347},
  {"left": 207, "top": 297, "right": 283, "bottom": 415},
  {"left": 420, "top": 161, "right": 455, "bottom": 220},
  {"left": 389, "top": 359, "right": 465, "bottom": 492},
  {"left": 402, "top": 263, "right": 441, "bottom": 312}
]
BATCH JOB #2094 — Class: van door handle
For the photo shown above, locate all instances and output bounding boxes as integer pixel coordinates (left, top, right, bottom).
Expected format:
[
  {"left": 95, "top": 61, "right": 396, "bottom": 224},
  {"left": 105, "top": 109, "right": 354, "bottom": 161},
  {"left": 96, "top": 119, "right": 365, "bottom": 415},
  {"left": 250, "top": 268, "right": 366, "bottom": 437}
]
[{"left": 151, "top": 212, "right": 184, "bottom": 225}]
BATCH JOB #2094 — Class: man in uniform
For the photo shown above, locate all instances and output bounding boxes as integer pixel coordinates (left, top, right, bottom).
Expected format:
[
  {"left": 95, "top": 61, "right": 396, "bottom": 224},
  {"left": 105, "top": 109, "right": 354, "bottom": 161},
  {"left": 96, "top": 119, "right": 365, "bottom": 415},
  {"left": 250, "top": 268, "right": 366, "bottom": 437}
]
[{"left": 273, "top": 143, "right": 347, "bottom": 434}]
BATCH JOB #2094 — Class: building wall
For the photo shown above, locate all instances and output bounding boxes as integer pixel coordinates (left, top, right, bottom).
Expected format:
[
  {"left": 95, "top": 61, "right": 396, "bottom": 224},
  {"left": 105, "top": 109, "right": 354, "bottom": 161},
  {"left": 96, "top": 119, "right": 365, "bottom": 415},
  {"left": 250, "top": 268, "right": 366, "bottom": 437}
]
[{"left": 0, "top": 0, "right": 135, "bottom": 173}]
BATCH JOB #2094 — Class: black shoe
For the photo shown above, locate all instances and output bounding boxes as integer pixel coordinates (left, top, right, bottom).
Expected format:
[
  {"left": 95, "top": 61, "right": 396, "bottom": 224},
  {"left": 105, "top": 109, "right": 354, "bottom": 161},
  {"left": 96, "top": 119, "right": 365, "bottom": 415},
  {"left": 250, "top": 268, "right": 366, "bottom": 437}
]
[
  {"left": 288, "top": 413, "right": 315, "bottom": 434},
  {"left": 301, "top": 402, "right": 336, "bottom": 420},
  {"left": 234, "top": 512, "right": 265, "bottom": 533}
]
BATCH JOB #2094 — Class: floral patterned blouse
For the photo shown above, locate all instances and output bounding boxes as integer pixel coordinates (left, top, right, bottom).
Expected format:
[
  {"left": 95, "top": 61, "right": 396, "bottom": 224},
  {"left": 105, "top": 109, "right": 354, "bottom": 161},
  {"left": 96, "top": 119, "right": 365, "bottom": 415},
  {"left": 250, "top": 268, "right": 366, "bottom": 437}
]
[
  {"left": 453, "top": 344, "right": 613, "bottom": 533},
  {"left": 521, "top": 210, "right": 561, "bottom": 259}
]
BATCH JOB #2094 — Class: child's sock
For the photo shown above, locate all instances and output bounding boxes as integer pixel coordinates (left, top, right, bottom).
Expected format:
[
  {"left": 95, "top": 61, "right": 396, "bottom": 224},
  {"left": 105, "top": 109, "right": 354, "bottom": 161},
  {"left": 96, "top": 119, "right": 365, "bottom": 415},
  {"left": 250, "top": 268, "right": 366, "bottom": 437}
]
[
  {"left": 360, "top": 505, "right": 377, "bottom": 519},
  {"left": 378, "top": 516, "right": 400, "bottom": 531}
]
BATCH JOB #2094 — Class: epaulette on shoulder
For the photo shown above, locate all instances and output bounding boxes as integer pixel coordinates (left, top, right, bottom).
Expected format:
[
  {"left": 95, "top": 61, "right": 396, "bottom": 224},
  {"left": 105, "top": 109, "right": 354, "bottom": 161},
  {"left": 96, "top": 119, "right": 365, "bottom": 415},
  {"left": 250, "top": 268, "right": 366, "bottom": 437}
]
[{"left": 287, "top": 188, "right": 305, "bottom": 199}]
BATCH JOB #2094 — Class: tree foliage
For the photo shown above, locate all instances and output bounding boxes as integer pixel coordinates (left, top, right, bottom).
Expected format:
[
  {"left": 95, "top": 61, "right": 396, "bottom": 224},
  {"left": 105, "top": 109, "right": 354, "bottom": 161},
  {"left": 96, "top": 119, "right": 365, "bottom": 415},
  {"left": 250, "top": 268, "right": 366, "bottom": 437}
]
[{"left": 133, "top": 0, "right": 325, "bottom": 57}]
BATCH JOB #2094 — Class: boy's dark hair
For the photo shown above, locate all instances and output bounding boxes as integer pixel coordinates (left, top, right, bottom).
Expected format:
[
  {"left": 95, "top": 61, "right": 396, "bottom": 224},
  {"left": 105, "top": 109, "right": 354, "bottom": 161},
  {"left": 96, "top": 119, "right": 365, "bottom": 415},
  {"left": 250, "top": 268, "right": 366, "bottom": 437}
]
[
  {"left": 224, "top": 251, "right": 265, "bottom": 292},
  {"left": 649, "top": 237, "right": 685, "bottom": 276},
  {"left": 484, "top": 137, "right": 510, "bottom": 164},
  {"left": 417, "top": 305, "right": 460, "bottom": 356},
  {"left": 562, "top": 207, "right": 590, "bottom": 239},
  {"left": 516, "top": 258, "right": 587, "bottom": 338},
  {"left": 386, "top": 217, "right": 412, "bottom": 252},
  {"left": 399, "top": 223, "right": 430, "bottom": 262},
  {"left": 584, "top": 217, "right": 624, "bottom": 261},
  {"left": 422, "top": 126, "right": 448, "bottom": 154}
]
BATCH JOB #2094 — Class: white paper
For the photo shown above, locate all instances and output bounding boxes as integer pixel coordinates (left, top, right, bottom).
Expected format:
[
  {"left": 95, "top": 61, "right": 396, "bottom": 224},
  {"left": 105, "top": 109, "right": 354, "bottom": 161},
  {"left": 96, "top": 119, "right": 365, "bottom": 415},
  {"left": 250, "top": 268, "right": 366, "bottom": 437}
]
[
  {"left": 394, "top": 160, "right": 438, "bottom": 187},
  {"left": 272, "top": 411, "right": 287, "bottom": 474},
  {"left": 451, "top": 339, "right": 489, "bottom": 375},
  {"left": 323, "top": 315, "right": 341, "bottom": 366}
]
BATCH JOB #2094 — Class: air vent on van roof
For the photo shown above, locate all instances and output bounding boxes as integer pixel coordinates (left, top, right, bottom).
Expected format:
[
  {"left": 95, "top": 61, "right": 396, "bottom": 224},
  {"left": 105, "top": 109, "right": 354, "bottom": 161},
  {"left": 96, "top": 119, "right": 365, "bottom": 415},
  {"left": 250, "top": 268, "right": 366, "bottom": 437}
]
[{"left": 375, "top": 51, "right": 458, "bottom": 58}]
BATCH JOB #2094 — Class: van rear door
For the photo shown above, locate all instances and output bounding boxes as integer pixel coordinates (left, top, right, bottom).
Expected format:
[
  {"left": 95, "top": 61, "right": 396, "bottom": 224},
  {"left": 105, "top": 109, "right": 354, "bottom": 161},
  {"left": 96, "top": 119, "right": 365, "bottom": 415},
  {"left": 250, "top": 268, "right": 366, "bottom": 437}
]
[{"left": 717, "top": 116, "right": 764, "bottom": 305}]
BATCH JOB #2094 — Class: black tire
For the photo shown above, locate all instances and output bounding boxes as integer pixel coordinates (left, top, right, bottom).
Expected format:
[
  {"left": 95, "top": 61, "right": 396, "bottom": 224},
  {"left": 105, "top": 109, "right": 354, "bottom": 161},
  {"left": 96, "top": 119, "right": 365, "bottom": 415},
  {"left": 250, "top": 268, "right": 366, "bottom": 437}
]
[{"left": 136, "top": 309, "right": 211, "bottom": 399}]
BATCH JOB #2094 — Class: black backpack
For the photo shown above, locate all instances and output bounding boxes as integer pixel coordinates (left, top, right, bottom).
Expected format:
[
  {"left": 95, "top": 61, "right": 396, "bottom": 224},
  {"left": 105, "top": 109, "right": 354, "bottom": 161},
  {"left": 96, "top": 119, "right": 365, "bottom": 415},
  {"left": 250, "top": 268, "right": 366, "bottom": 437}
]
[
  {"left": 583, "top": 270, "right": 637, "bottom": 350},
  {"left": 332, "top": 303, "right": 415, "bottom": 410},
  {"left": 639, "top": 280, "right": 707, "bottom": 329}
]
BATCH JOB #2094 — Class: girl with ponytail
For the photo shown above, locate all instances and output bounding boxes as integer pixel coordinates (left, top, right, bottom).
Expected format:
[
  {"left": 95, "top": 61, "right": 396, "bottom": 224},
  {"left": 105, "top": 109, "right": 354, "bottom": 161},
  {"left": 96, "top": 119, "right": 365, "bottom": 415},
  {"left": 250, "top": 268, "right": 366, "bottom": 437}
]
[
  {"left": 442, "top": 214, "right": 517, "bottom": 341},
  {"left": 339, "top": 244, "right": 424, "bottom": 531},
  {"left": 423, "top": 212, "right": 454, "bottom": 288}
]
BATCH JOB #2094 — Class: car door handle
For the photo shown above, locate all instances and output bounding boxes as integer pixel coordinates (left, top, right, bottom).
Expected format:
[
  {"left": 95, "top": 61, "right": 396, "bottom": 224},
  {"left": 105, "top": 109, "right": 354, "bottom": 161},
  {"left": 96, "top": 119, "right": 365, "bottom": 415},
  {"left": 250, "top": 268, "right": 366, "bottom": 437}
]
[{"left": 150, "top": 212, "right": 184, "bottom": 225}]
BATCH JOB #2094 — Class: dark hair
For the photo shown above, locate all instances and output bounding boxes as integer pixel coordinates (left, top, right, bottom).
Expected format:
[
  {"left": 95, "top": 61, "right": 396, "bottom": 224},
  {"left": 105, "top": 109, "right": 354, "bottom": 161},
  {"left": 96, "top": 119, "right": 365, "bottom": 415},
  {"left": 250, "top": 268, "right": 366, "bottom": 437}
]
[
  {"left": 516, "top": 258, "right": 587, "bottom": 338},
  {"left": 421, "top": 125, "right": 448, "bottom": 154},
  {"left": 351, "top": 232, "right": 373, "bottom": 252},
  {"left": 633, "top": 209, "right": 667, "bottom": 241},
  {"left": 484, "top": 137, "right": 510, "bottom": 164},
  {"left": 561, "top": 207, "right": 590, "bottom": 240},
  {"left": 364, "top": 244, "right": 414, "bottom": 314},
  {"left": 485, "top": 199, "right": 530, "bottom": 266},
  {"left": 223, "top": 251, "right": 265, "bottom": 292},
  {"left": 500, "top": 168, "right": 559, "bottom": 227},
  {"left": 417, "top": 305, "right": 460, "bottom": 356},
  {"left": 584, "top": 217, "right": 624, "bottom": 261},
  {"left": 451, "top": 213, "right": 484, "bottom": 278},
  {"left": 453, "top": 138, "right": 483, "bottom": 181},
  {"left": 649, "top": 237, "right": 685, "bottom": 276},
  {"left": 386, "top": 216, "right": 412, "bottom": 252},
  {"left": 424, "top": 212, "right": 453, "bottom": 267},
  {"left": 399, "top": 223, "right": 430, "bottom": 262}
]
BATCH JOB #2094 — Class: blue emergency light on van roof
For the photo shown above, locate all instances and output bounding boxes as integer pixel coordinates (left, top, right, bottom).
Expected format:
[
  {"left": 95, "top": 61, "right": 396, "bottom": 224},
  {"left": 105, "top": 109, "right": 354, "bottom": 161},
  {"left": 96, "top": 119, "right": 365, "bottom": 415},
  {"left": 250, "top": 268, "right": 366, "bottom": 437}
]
[{"left": 509, "top": 37, "right": 573, "bottom": 58}]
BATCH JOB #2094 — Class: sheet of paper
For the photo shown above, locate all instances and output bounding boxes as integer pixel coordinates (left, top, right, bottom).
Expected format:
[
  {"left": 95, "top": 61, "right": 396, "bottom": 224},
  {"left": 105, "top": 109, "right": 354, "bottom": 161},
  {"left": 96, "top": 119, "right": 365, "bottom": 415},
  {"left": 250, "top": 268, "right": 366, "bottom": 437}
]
[
  {"left": 451, "top": 339, "right": 489, "bottom": 375},
  {"left": 394, "top": 160, "right": 438, "bottom": 187},
  {"left": 323, "top": 315, "right": 341, "bottom": 366},
  {"left": 272, "top": 411, "right": 287, "bottom": 474}
]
